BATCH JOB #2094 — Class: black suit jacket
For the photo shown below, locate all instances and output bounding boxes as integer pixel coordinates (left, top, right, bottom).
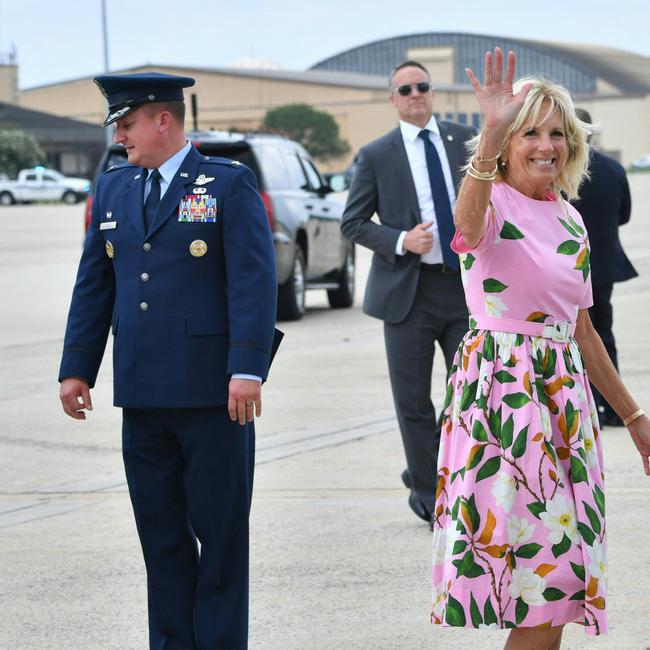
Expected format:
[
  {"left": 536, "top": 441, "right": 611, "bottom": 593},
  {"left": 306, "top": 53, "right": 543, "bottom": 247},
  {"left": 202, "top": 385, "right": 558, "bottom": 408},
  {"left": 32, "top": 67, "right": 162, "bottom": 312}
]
[
  {"left": 572, "top": 148, "right": 637, "bottom": 285},
  {"left": 341, "top": 121, "right": 475, "bottom": 323}
]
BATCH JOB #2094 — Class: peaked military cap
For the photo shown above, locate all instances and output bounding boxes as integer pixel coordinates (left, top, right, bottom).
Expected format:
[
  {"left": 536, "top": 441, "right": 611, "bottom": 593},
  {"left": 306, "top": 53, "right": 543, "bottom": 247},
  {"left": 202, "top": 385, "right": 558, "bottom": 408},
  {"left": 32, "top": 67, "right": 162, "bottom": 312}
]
[{"left": 94, "top": 72, "right": 196, "bottom": 127}]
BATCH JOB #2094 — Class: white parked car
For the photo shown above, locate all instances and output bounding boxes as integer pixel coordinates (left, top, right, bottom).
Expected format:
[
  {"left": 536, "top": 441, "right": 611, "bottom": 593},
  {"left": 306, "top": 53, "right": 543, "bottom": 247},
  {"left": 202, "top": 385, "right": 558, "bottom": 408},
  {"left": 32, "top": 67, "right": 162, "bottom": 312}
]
[
  {"left": 630, "top": 154, "right": 650, "bottom": 170},
  {"left": 0, "top": 167, "right": 91, "bottom": 206}
]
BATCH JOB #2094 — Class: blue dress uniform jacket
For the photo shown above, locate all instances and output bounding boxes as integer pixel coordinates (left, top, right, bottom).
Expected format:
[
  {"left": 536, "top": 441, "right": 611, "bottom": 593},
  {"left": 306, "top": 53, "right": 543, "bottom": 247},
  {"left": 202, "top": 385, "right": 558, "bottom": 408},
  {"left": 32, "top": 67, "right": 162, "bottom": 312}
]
[{"left": 59, "top": 145, "right": 277, "bottom": 408}]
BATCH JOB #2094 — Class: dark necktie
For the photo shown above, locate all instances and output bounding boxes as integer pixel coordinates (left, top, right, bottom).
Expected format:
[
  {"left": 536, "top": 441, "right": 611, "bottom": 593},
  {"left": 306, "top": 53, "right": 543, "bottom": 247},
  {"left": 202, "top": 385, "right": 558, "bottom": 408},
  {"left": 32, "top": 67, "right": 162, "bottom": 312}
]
[
  {"left": 143, "top": 168, "right": 161, "bottom": 231},
  {"left": 418, "top": 129, "right": 458, "bottom": 270}
]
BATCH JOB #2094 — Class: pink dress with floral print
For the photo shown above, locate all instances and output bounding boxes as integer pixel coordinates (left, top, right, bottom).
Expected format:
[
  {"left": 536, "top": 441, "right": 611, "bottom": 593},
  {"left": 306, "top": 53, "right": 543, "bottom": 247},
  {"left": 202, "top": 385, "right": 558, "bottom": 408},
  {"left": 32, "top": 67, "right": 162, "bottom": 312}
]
[{"left": 432, "top": 182, "right": 607, "bottom": 635}]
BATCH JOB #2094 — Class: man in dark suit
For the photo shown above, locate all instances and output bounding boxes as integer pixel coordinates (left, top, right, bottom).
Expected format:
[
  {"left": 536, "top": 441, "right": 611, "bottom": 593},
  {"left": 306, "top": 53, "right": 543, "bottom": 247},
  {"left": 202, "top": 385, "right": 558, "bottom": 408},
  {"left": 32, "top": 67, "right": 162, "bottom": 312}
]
[
  {"left": 573, "top": 108, "right": 637, "bottom": 427},
  {"left": 59, "top": 73, "right": 277, "bottom": 649},
  {"left": 341, "top": 60, "right": 474, "bottom": 523}
]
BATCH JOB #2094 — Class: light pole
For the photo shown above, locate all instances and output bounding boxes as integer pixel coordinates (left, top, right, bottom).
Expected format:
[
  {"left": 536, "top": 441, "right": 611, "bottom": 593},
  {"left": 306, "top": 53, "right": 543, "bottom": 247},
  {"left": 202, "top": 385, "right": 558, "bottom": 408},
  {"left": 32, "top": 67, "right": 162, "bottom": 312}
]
[{"left": 101, "top": 0, "right": 113, "bottom": 147}]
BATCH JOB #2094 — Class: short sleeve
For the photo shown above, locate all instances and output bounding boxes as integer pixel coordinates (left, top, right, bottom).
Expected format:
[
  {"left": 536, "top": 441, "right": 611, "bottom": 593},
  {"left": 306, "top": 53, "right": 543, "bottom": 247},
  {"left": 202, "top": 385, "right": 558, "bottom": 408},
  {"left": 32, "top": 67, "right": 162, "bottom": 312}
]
[{"left": 452, "top": 195, "right": 503, "bottom": 254}]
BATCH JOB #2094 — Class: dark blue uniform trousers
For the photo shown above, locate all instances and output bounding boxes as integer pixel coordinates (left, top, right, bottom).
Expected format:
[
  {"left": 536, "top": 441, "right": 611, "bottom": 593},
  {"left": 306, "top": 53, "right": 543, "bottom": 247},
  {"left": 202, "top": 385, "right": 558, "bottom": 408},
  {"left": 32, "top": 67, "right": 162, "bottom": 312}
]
[{"left": 122, "top": 407, "right": 254, "bottom": 649}]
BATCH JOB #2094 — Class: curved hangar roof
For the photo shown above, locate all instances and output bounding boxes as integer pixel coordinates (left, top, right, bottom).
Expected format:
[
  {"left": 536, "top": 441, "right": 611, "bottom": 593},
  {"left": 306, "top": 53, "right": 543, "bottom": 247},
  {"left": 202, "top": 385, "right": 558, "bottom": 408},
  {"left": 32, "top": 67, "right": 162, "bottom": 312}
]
[{"left": 309, "top": 33, "right": 650, "bottom": 95}]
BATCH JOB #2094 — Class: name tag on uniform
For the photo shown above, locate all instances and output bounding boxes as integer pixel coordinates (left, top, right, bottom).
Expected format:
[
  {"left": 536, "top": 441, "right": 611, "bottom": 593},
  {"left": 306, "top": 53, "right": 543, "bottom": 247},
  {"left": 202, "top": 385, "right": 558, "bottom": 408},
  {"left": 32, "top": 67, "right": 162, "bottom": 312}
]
[
  {"left": 100, "top": 221, "right": 117, "bottom": 230},
  {"left": 178, "top": 194, "right": 217, "bottom": 223}
]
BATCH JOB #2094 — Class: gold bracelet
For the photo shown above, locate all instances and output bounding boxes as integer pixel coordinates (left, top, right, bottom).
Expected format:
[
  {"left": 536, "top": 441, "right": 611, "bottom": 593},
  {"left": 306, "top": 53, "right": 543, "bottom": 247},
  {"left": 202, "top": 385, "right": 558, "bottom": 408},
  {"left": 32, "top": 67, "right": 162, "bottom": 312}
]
[
  {"left": 475, "top": 149, "right": 502, "bottom": 163},
  {"left": 623, "top": 409, "right": 645, "bottom": 427},
  {"left": 466, "top": 159, "right": 497, "bottom": 182},
  {"left": 466, "top": 167, "right": 495, "bottom": 182}
]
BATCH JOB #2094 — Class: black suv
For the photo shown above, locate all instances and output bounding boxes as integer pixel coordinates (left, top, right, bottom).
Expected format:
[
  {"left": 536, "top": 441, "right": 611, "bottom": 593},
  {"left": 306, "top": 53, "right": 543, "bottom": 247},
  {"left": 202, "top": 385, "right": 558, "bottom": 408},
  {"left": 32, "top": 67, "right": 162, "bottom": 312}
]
[{"left": 87, "top": 130, "right": 355, "bottom": 320}]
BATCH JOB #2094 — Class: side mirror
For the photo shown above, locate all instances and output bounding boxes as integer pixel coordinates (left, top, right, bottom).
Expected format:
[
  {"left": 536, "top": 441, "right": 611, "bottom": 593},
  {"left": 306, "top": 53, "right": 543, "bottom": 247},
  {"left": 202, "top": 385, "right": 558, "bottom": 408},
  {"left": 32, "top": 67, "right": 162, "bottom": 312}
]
[{"left": 328, "top": 173, "right": 350, "bottom": 193}]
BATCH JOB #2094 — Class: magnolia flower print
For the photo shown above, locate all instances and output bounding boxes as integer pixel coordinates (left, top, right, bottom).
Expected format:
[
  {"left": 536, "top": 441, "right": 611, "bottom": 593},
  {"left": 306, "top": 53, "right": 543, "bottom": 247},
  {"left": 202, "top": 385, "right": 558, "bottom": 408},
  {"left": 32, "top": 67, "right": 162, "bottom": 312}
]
[
  {"left": 508, "top": 568, "right": 547, "bottom": 606},
  {"left": 507, "top": 514, "right": 536, "bottom": 547},
  {"left": 491, "top": 471, "right": 517, "bottom": 513},
  {"left": 484, "top": 294, "right": 510, "bottom": 318},
  {"left": 587, "top": 541, "right": 608, "bottom": 586},
  {"left": 539, "top": 493, "right": 579, "bottom": 544}
]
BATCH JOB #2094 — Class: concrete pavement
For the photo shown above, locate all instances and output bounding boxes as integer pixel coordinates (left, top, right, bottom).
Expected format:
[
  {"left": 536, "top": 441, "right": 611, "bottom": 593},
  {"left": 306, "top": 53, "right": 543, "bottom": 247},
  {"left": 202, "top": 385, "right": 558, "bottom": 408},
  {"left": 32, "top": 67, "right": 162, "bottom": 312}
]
[{"left": 0, "top": 176, "right": 649, "bottom": 649}]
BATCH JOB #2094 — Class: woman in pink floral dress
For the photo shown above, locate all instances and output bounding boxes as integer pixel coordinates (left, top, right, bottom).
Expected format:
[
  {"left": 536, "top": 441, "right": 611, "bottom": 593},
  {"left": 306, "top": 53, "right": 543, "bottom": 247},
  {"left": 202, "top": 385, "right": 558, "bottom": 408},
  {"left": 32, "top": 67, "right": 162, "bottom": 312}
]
[{"left": 431, "top": 48, "right": 650, "bottom": 649}]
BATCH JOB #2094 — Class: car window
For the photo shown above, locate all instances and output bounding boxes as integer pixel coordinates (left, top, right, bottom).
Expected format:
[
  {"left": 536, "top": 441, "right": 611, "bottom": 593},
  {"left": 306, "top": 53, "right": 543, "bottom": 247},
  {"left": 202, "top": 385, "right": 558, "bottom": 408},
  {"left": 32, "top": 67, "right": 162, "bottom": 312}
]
[
  {"left": 24, "top": 174, "right": 37, "bottom": 181},
  {"left": 43, "top": 175, "right": 56, "bottom": 182},
  {"left": 299, "top": 155, "right": 324, "bottom": 191},
  {"left": 284, "top": 152, "right": 308, "bottom": 190},
  {"left": 254, "top": 146, "right": 290, "bottom": 190}
]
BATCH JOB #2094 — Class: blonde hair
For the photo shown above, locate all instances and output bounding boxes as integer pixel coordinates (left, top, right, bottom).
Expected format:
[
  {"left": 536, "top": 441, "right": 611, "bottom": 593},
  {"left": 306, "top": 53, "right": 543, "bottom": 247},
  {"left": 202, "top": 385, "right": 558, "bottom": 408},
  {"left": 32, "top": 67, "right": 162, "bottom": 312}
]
[{"left": 466, "top": 77, "right": 593, "bottom": 200}]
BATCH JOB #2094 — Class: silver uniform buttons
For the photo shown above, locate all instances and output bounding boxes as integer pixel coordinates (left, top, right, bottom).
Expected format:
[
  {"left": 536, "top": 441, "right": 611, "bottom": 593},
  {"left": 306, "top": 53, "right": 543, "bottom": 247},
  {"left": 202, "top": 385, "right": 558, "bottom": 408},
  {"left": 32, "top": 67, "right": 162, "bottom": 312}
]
[
  {"left": 143, "top": 242, "right": 152, "bottom": 252},
  {"left": 139, "top": 302, "right": 149, "bottom": 312},
  {"left": 140, "top": 273, "right": 149, "bottom": 282}
]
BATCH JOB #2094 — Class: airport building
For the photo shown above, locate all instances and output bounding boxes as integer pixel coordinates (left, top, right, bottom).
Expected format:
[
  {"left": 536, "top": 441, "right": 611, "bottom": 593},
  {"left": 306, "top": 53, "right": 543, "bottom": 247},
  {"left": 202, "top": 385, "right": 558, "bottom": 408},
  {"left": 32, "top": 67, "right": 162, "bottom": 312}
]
[{"left": 2, "top": 33, "right": 649, "bottom": 171}]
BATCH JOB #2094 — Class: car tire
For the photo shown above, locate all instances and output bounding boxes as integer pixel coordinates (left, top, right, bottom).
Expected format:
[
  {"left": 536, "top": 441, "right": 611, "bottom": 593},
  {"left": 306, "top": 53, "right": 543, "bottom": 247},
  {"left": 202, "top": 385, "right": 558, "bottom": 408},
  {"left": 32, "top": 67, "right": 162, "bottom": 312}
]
[
  {"left": 0, "top": 192, "right": 14, "bottom": 206},
  {"left": 327, "top": 244, "right": 355, "bottom": 309},
  {"left": 277, "top": 246, "right": 306, "bottom": 321},
  {"left": 62, "top": 191, "right": 77, "bottom": 205}
]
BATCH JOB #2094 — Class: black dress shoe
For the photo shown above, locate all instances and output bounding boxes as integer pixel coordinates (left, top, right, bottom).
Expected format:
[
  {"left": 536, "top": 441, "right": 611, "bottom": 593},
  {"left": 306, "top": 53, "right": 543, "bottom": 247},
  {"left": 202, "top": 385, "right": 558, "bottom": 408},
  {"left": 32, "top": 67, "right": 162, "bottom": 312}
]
[
  {"left": 401, "top": 469, "right": 412, "bottom": 489},
  {"left": 408, "top": 491, "right": 432, "bottom": 523}
]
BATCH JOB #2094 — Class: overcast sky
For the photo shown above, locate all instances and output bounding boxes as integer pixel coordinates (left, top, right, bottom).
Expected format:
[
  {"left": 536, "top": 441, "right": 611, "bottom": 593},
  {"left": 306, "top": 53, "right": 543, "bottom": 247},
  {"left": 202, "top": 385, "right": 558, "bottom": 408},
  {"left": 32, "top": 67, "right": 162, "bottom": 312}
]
[{"left": 1, "top": 0, "right": 648, "bottom": 89}]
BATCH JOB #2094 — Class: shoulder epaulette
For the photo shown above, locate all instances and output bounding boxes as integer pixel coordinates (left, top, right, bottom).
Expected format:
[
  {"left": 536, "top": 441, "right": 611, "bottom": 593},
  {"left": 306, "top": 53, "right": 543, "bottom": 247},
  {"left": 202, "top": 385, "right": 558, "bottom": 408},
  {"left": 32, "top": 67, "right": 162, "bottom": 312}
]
[
  {"left": 199, "top": 156, "right": 243, "bottom": 168},
  {"left": 104, "top": 162, "right": 136, "bottom": 175}
]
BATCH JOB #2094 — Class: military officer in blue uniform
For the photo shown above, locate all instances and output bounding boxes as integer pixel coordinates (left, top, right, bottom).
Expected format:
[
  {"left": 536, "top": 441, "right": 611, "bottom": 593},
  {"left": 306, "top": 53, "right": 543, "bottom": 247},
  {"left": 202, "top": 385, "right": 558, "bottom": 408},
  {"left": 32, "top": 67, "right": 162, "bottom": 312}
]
[{"left": 59, "top": 72, "right": 277, "bottom": 649}]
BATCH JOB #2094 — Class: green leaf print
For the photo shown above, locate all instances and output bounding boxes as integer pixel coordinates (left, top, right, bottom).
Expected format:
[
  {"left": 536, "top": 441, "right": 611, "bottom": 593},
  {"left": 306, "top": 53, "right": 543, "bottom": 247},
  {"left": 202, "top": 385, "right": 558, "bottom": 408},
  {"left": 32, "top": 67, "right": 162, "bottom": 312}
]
[
  {"left": 593, "top": 485, "right": 606, "bottom": 517},
  {"left": 452, "top": 540, "right": 468, "bottom": 555},
  {"left": 504, "top": 620, "right": 516, "bottom": 629},
  {"left": 494, "top": 370, "right": 517, "bottom": 383},
  {"left": 558, "top": 217, "right": 580, "bottom": 237},
  {"left": 556, "top": 240, "right": 580, "bottom": 255},
  {"left": 541, "top": 349, "right": 557, "bottom": 380},
  {"left": 451, "top": 496, "right": 460, "bottom": 520},
  {"left": 577, "top": 522, "right": 597, "bottom": 546},
  {"left": 460, "top": 379, "right": 479, "bottom": 412},
  {"left": 488, "top": 406, "right": 502, "bottom": 441},
  {"left": 450, "top": 467, "right": 466, "bottom": 483},
  {"left": 570, "top": 562, "right": 586, "bottom": 581},
  {"left": 463, "top": 253, "right": 476, "bottom": 270},
  {"left": 483, "top": 278, "right": 509, "bottom": 293},
  {"left": 515, "top": 598, "right": 529, "bottom": 625},
  {"left": 472, "top": 420, "right": 488, "bottom": 442},
  {"left": 499, "top": 221, "right": 525, "bottom": 239},
  {"left": 567, "top": 214, "right": 585, "bottom": 236},
  {"left": 445, "top": 594, "right": 467, "bottom": 627},
  {"left": 483, "top": 331, "right": 495, "bottom": 362},
  {"left": 542, "top": 587, "right": 566, "bottom": 601},
  {"left": 583, "top": 502, "right": 601, "bottom": 534},
  {"left": 470, "top": 593, "right": 483, "bottom": 627},
  {"left": 483, "top": 597, "right": 498, "bottom": 626},
  {"left": 464, "top": 494, "right": 481, "bottom": 534},
  {"left": 569, "top": 455, "right": 588, "bottom": 484},
  {"left": 467, "top": 445, "right": 486, "bottom": 470},
  {"left": 551, "top": 533, "right": 572, "bottom": 558},
  {"left": 501, "top": 414, "right": 514, "bottom": 449},
  {"left": 503, "top": 393, "right": 531, "bottom": 409},
  {"left": 452, "top": 552, "right": 486, "bottom": 579},
  {"left": 527, "top": 501, "right": 546, "bottom": 519},
  {"left": 469, "top": 316, "right": 478, "bottom": 329},
  {"left": 514, "top": 543, "right": 543, "bottom": 559},
  {"left": 511, "top": 425, "right": 529, "bottom": 458},
  {"left": 569, "top": 590, "right": 586, "bottom": 601},
  {"left": 476, "top": 456, "right": 501, "bottom": 482}
]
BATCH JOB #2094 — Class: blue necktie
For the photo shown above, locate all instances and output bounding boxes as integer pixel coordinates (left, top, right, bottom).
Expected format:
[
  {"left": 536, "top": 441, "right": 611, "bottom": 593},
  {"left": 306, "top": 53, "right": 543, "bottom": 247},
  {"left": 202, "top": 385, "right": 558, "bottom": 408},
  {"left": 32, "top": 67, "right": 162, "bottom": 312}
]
[
  {"left": 143, "top": 168, "right": 161, "bottom": 231},
  {"left": 418, "top": 129, "right": 458, "bottom": 271}
]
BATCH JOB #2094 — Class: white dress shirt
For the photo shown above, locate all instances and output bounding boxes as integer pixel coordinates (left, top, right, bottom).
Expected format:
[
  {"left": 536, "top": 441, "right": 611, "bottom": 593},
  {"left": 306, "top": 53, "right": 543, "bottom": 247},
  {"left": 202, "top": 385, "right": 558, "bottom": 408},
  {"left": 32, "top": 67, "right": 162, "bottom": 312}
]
[
  {"left": 395, "top": 117, "right": 457, "bottom": 264},
  {"left": 145, "top": 140, "right": 261, "bottom": 384}
]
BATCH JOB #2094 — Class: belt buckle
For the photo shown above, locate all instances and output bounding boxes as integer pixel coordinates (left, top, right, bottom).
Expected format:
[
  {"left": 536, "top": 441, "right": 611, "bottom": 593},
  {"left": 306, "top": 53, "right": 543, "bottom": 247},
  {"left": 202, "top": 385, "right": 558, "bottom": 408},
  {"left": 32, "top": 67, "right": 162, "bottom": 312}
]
[{"left": 550, "top": 321, "right": 569, "bottom": 342}]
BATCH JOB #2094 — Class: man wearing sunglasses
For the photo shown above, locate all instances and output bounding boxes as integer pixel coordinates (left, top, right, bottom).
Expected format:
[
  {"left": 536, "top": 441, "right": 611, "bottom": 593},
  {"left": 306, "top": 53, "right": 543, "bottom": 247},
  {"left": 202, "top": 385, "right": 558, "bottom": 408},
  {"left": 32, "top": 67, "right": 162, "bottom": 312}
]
[{"left": 341, "top": 60, "right": 475, "bottom": 526}]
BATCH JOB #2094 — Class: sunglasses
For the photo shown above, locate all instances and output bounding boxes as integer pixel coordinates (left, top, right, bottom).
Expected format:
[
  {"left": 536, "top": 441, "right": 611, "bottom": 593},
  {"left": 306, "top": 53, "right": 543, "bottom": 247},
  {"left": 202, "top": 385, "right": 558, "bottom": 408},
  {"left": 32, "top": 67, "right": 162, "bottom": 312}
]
[{"left": 395, "top": 82, "right": 431, "bottom": 96}]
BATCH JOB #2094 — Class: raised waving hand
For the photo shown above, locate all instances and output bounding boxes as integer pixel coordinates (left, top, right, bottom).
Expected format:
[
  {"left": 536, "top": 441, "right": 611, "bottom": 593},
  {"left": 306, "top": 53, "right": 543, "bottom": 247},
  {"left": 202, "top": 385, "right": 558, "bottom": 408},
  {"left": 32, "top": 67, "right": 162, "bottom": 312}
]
[{"left": 465, "top": 48, "right": 532, "bottom": 132}]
